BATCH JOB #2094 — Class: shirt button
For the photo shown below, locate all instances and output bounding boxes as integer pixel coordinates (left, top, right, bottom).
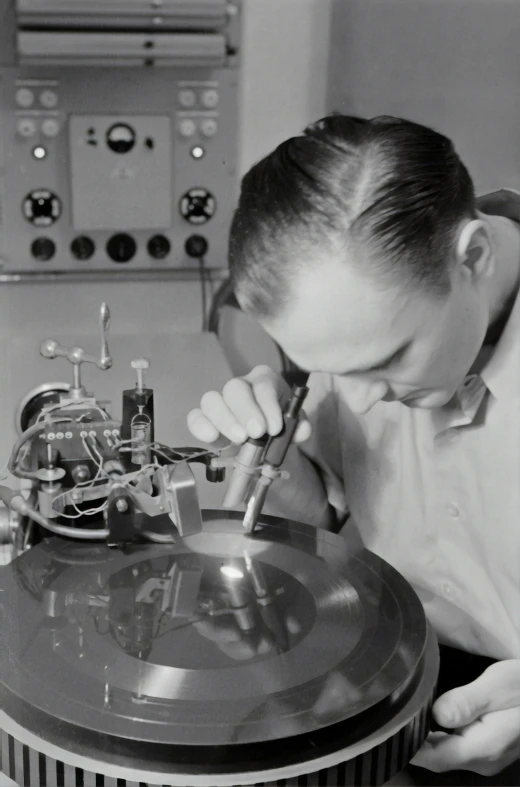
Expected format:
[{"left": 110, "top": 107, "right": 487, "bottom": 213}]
[
  {"left": 445, "top": 503, "right": 460, "bottom": 518},
  {"left": 443, "top": 582, "right": 454, "bottom": 597}
]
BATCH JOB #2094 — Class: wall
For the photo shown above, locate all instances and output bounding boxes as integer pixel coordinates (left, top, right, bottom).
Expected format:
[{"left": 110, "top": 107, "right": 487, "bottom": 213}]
[
  {"left": 327, "top": 0, "right": 520, "bottom": 194},
  {"left": 239, "top": 0, "right": 332, "bottom": 173}
]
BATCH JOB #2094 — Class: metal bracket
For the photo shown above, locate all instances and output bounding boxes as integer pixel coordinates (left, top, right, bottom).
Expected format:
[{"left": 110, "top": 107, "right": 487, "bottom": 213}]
[{"left": 165, "top": 463, "right": 203, "bottom": 537}]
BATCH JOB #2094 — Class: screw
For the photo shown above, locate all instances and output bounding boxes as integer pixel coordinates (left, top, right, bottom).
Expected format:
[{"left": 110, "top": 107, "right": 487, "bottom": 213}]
[
  {"left": 131, "top": 358, "right": 149, "bottom": 391},
  {"left": 115, "top": 498, "right": 129, "bottom": 513}
]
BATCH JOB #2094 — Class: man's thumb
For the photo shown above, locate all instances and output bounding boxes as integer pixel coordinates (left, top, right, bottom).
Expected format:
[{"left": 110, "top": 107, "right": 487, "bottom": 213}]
[
  {"left": 433, "top": 683, "right": 484, "bottom": 729},
  {"left": 432, "top": 660, "right": 520, "bottom": 728}
]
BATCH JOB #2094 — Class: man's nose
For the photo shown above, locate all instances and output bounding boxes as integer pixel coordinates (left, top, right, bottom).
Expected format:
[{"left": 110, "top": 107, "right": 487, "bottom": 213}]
[{"left": 344, "top": 378, "right": 389, "bottom": 415}]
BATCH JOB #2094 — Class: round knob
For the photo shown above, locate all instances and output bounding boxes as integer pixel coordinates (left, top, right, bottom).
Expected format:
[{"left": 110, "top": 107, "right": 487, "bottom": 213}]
[
  {"left": 41, "top": 118, "right": 60, "bottom": 138},
  {"left": 106, "top": 234, "right": 137, "bottom": 263},
  {"left": 178, "top": 119, "right": 197, "bottom": 138},
  {"left": 17, "top": 118, "right": 36, "bottom": 138},
  {"left": 39, "top": 89, "right": 58, "bottom": 109},
  {"left": 201, "top": 89, "right": 219, "bottom": 109},
  {"left": 131, "top": 358, "right": 149, "bottom": 371},
  {"left": 72, "top": 464, "right": 91, "bottom": 484},
  {"left": 178, "top": 89, "right": 196, "bottom": 108},
  {"left": 106, "top": 123, "right": 136, "bottom": 154},
  {"left": 31, "top": 237, "right": 56, "bottom": 261},
  {"left": 147, "top": 234, "right": 171, "bottom": 260},
  {"left": 200, "top": 118, "right": 218, "bottom": 138},
  {"left": 23, "top": 190, "right": 62, "bottom": 227},
  {"left": 71, "top": 236, "right": 95, "bottom": 260},
  {"left": 40, "top": 339, "right": 59, "bottom": 358},
  {"left": 185, "top": 235, "right": 209, "bottom": 258},
  {"left": 15, "top": 88, "right": 34, "bottom": 108},
  {"left": 180, "top": 188, "right": 216, "bottom": 225}
]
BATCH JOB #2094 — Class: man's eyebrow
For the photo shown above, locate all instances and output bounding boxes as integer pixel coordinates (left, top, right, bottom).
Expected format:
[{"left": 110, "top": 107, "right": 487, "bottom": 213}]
[{"left": 341, "top": 340, "right": 411, "bottom": 375}]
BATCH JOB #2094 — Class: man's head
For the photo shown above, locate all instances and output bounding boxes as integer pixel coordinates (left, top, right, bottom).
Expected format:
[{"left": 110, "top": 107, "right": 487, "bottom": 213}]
[{"left": 229, "top": 115, "right": 496, "bottom": 414}]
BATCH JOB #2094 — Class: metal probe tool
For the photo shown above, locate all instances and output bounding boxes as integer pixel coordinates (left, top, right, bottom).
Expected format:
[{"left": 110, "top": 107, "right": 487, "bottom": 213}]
[{"left": 242, "top": 379, "right": 309, "bottom": 534}]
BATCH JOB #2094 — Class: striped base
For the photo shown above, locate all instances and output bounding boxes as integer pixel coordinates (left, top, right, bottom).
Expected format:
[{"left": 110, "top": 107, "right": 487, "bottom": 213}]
[{"left": 0, "top": 693, "right": 432, "bottom": 787}]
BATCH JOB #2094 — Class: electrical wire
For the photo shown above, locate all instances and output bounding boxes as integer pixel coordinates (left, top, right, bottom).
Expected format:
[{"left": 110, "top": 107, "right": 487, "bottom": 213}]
[
  {"left": 198, "top": 255, "right": 209, "bottom": 331},
  {"left": 9, "top": 431, "right": 233, "bottom": 542},
  {"left": 8, "top": 418, "right": 73, "bottom": 480}
]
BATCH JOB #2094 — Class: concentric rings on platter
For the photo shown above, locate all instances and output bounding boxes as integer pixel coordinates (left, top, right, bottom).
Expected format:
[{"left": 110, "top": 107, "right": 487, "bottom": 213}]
[{"left": 0, "top": 510, "right": 438, "bottom": 785}]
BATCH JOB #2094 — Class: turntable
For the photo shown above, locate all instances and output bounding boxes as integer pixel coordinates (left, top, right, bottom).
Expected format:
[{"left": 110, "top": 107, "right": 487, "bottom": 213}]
[{"left": 0, "top": 306, "right": 438, "bottom": 786}]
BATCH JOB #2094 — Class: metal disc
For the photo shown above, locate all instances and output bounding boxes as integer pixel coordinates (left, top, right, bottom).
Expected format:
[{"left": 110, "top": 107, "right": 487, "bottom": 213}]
[{"left": 0, "top": 510, "right": 428, "bottom": 750}]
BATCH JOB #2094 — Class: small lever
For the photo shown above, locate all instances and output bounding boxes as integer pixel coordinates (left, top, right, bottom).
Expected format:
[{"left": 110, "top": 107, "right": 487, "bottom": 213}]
[
  {"left": 99, "top": 302, "right": 112, "bottom": 371},
  {"left": 40, "top": 303, "right": 113, "bottom": 394}
]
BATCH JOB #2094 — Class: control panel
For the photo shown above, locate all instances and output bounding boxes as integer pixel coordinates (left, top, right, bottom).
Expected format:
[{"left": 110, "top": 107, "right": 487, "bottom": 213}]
[{"left": 0, "top": 0, "right": 242, "bottom": 276}]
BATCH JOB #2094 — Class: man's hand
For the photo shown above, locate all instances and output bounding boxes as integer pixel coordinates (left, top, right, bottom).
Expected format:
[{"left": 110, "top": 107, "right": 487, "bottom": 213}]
[
  {"left": 187, "top": 365, "right": 311, "bottom": 445},
  {"left": 411, "top": 659, "right": 520, "bottom": 776}
]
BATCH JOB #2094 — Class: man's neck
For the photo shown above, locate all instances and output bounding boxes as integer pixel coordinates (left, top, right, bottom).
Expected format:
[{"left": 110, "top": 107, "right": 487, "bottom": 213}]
[{"left": 482, "top": 213, "right": 520, "bottom": 346}]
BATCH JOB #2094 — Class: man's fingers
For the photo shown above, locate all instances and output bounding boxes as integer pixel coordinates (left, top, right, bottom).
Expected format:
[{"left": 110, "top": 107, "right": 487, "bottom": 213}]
[
  {"left": 250, "top": 377, "right": 284, "bottom": 436},
  {"left": 187, "top": 366, "right": 294, "bottom": 445},
  {"left": 412, "top": 707, "right": 520, "bottom": 776},
  {"left": 433, "top": 660, "right": 520, "bottom": 728},
  {"left": 222, "top": 377, "right": 269, "bottom": 438},
  {"left": 199, "top": 390, "right": 248, "bottom": 443},
  {"left": 245, "top": 365, "right": 287, "bottom": 436},
  {"left": 186, "top": 408, "right": 221, "bottom": 444}
]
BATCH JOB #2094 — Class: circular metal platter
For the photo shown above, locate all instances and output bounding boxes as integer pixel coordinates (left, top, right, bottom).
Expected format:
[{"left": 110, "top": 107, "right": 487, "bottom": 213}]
[{"left": 0, "top": 510, "right": 438, "bottom": 784}]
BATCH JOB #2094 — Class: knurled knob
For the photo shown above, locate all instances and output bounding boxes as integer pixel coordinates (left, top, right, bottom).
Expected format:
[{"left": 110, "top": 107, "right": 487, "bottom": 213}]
[{"left": 131, "top": 358, "right": 149, "bottom": 371}]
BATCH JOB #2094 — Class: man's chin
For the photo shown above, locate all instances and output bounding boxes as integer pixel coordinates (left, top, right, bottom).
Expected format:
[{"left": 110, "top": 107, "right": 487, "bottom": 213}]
[{"left": 400, "top": 390, "right": 453, "bottom": 409}]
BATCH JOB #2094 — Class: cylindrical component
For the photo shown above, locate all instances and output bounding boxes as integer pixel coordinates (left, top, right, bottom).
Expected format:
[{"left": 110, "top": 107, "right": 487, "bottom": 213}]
[
  {"left": 222, "top": 438, "right": 267, "bottom": 507},
  {"left": 221, "top": 574, "right": 256, "bottom": 633},
  {"left": 263, "top": 385, "right": 309, "bottom": 468},
  {"left": 0, "top": 506, "right": 17, "bottom": 545},
  {"left": 44, "top": 444, "right": 59, "bottom": 469},
  {"left": 72, "top": 464, "right": 91, "bottom": 484},
  {"left": 242, "top": 475, "right": 272, "bottom": 533},
  {"left": 39, "top": 482, "right": 62, "bottom": 519},
  {"left": 121, "top": 385, "right": 154, "bottom": 471},
  {"left": 130, "top": 414, "right": 152, "bottom": 466},
  {"left": 43, "top": 589, "right": 66, "bottom": 618},
  {"left": 206, "top": 463, "right": 225, "bottom": 483},
  {"left": 284, "top": 385, "right": 309, "bottom": 420}
]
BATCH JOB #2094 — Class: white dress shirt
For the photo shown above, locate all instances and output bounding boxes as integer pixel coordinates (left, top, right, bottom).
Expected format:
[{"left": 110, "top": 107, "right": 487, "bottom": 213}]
[{"left": 285, "top": 191, "right": 520, "bottom": 660}]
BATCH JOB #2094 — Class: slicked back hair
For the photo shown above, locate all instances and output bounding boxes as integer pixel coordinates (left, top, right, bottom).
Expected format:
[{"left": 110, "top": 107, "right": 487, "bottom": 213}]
[{"left": 229, "top": 114, "right": 477, "bottom": 318}]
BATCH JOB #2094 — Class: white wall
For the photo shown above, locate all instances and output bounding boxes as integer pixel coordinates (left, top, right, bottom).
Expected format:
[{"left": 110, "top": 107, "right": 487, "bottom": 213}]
[
  {"left": 327, "top": 0, "right": 520, "bottom": 194},
  {"left": 239, "top": 0, "right": 332, "bottom": 173}
]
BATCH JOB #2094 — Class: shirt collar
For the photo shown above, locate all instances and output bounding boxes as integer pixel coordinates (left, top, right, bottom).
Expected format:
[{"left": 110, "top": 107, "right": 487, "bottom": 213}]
[
  {"left": 431, "top": 189, "right": 520, "bottom": 431},
  {"left": 477, "top": 189, "right": 520, "bottom": 402},
  {"left": 480, "top": 285, "right": 520, "bottom": 401}
]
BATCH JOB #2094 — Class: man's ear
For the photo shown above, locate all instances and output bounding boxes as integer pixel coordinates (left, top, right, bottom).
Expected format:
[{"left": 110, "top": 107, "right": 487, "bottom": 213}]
[{"left": 455, "top": 219, "right": 494, "bottom": 281}]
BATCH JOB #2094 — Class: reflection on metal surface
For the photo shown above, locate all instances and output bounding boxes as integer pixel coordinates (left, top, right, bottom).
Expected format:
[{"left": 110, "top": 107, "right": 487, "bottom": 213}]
[{"left": 0, "top": 510, "right": 438, "bottom": 785}]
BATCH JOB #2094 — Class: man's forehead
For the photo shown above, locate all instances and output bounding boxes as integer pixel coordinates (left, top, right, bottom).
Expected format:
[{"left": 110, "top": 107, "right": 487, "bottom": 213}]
[{"left": 265, "top": 257, "right": 412, "bottom": 350}]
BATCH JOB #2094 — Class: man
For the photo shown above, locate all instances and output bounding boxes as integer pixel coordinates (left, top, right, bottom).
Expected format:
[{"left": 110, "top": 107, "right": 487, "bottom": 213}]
[{"left": 187, "top": 115, "right": 520, "bottom": 781}]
